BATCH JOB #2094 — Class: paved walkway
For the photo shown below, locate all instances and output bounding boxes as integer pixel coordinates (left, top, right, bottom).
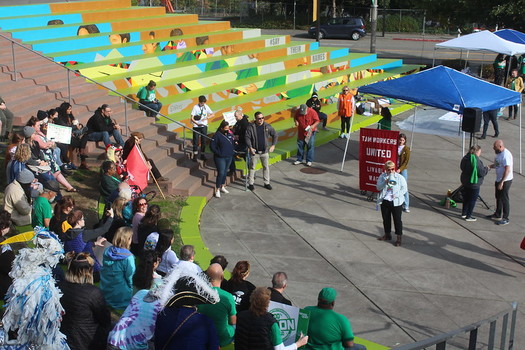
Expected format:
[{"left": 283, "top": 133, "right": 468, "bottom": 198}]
[{"left": 201, "top": 111, "right": 525, "bottom": 349}]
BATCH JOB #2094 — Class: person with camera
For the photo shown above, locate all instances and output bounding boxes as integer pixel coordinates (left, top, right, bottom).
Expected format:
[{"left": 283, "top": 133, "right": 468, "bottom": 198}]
[
  {"left": 376, "top": 160, "right": 407, "bottom": 247},
  {"left": 191, "top": 95, "right": 214, "bottom": 161}
]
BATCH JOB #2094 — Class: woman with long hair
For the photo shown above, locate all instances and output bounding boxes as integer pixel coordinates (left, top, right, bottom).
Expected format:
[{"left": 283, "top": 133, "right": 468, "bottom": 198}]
[
  {"left": 234, "top": 287, "right": 308, "bottom": 350},
  {"left": 221, "top": 260, "right": 256, "bottom": 312},
  {"left": 0, "top": 210, "right": 15, "bottom": 300},
  {"left": 131, "top": 197, "right": 148, "bottom": 254},
  {"left": 59, "top": 252, "right": 111, "bottom": 350},
  {"left": 137, "top": 204, "right": 161, "bottom": 252},
  {"left": 49, "top": 195, "right": 75, "bottom": 241},
  {"left": 64, "top": 209, "right": 113, "bottom": 281},
  {"left": 100, "top": 226, "right": 136, "bottom": 309},
  {"left": 210, "top": 120, "right": 234, "bottom": 198},
  {"left": 4, "top": 132, "right": 24, "bottom": 172},
  {"left": 56, "top": 102, "right": 86, "bottom": 167},
  {"left": 133, "top": 249, "right": 162, "bottom": 291},
  {"left": 105, "top": 196, "right": 129, "bottom": 244},
  {"left": 396, "top": 133, "right": 411, "bottom": 213}
]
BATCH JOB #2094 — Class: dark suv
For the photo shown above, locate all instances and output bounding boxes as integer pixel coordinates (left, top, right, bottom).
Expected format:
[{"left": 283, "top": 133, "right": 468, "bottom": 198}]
[{"left": 308, "top": 17, "right": 366, "bottom": 40}]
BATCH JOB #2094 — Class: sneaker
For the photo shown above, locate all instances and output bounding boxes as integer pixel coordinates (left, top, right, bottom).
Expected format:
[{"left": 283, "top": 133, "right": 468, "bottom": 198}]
[
  {"left": 486, "top": 214, "right": 502, "bottom": 220},
  {"left": 68, "top": 163, "right": 78, "bottom": 170},
  {"left": 465, "top": 217, "right": 477, "bottom": 222},
  {"left": 220, "top": 187, "right": 229, "bottom": 194},
  {"left": 496, "top": 219, "right": 509, "bottom": 225},
  {"left": 215, "top": 190, "right": 221, "bottom": 198},
  {"left": 403, "top": 208, "right": 410, "bottom": 213},
  {"left": 461, "top": 214, "right": 467, "bottom": 219},
  {"left": 339, "top": 133, "right": 345, "bottom": 138},
  {"left": 306, "top": 162, "right": 312, "bottom": 167},
  {"left": 293, "top": 160, "right": 302, "bottom": 165},
  {"left": 248, "top": 184, "right": 255, "bottom": 191},
  {"left": 263, "top": 184, "right": 272, "bottom": 190}
]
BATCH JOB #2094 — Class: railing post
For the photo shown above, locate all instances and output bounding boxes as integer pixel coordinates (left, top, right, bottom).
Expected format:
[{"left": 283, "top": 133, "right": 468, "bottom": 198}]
[
  {"left": 124, "top": 98, "right": 128, "bottom": 137},
  {"left": 500, "top": 313, "right": 508, "bottom": 349},
  {"left": 183, "top": 128, "right": 186, "bottom": 155},
  {"left": 67, "top": 69, "right": 71, "bottom": 105},
  {"left": 468, "top": 328, "right": 478, "bottom": 350},
  {"left": 11, "top": 41, "right": 17, "bottom": 82},
  {"left": 436, "top": 341, "right": 446, "bottom": 350},
  {"left": 488, "top": 320, "right": 496, "bottom": 349},
  {"left": 508, "top": 302, "right": 518, "bottom": 350}
]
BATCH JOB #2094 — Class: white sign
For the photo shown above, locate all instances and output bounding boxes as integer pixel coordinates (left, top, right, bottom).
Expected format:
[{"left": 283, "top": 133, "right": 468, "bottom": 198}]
[
  {"left": 46, "top": 123, "right": 72, "bottom": 145},
  {"left": 269, "top": 301, "right": 310, "bottom": 346},
  {"left": 223, "top": 111, "right": 237, "bottom": 126}
]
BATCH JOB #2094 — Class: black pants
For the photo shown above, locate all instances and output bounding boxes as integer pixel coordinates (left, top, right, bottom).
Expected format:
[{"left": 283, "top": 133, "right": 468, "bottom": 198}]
[
  {"left": 508, "top": 105, "right": 519, "bottom": 119},
  {"left": 482, "top": 110, "right": 499, "bottom": 136},
  {"left": 192, "top": 126, "right": 207, "bottom": 154},
  {"left": 495, "top": 180, "right": 512, "bottom": 220},
  {"left": 380, "top": 200, "right": 403, "bottom": 236},
  {"left": 340, "top": 116, "right": 351, "bottom": 133}
]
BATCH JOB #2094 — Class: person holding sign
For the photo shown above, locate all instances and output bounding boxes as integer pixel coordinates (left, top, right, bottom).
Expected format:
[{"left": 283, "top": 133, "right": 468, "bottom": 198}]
[
  {"left": 376, "top": 160, "right": 407, "bottom": 247},
  {"left": 235, "top": 287, "right": 309, "bottom": 350},
  {"left": 293, "top": 104, "right": 320, "bottom": 167},
  {"left": 304, "top": 287, "right": 366, "bottom": 350}
]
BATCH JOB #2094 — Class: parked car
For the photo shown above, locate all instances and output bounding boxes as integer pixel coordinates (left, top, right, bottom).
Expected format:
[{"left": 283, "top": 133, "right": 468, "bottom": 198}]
[{"left": 308, "top": 17, "right": 366, "bottom": 40}]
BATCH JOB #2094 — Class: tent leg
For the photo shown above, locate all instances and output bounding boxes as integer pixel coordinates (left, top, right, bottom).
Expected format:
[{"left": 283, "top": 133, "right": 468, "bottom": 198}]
[
  {"left": 465, "top": 50, "right": 469, "bottom": 69},
  {"left": 340, "top": 115, "right": 355, "bottom": 172},
  {"left": 518, "top": 101, "right": 523, "bottom": 175},
  {"left": 462, "top": 131, "right": 465, "bottom": 158},
  {"left": 432, "top": 48, "right": 436, "bottom": 67},
  {"left": 410, "top": 106, "right": 416, "bottom": 150}
]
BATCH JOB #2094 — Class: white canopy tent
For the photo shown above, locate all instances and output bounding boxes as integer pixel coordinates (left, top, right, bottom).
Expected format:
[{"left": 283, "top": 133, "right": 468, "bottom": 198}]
[{"left": 435, "top": 30, "right": 525, "bottom": 56}]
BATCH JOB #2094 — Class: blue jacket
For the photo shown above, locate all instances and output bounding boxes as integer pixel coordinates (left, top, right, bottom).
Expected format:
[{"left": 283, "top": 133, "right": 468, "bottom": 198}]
[
  {"left": 100, "top": 246, "right": 135, "bottom": 309},
  {"left": 376, "top": 172, "right": 407, "bottom": 207},
  {"left": 211, "top": 131, "right": 235, "bottom": 158}
]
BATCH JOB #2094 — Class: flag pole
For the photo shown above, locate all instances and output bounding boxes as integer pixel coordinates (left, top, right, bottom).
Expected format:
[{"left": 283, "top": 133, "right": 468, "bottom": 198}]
[{"left": 136, "top": 144, "right": 166, "bottom": 200}]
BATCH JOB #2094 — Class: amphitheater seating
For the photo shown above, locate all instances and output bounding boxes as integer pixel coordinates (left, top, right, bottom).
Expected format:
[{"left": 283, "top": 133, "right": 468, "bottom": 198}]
[{"left": 0, "top": 0, "right": 421, "bottom": 199}]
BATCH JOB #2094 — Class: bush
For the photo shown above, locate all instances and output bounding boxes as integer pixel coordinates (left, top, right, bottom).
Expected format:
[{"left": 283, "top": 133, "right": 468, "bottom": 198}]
[
  {"left": 376, "top": 14, "right": 421, "bottom": 32},
  {"left": 441, "top": 59, "right": 468, "bottom": 71}
]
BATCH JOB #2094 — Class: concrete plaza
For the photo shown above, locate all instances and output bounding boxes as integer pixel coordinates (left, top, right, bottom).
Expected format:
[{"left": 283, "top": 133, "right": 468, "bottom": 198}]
[{"left": 201, "top": 110, "right": 525, "bottom": 349}]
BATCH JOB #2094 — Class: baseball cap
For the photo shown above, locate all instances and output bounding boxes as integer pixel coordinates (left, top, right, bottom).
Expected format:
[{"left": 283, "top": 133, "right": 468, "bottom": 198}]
[
  {"left": 16, "top": 169, "right": 35, "bottom": 184},
  {"left": 318, "top": 287, "right": 337, "bottom": 303},
  {"left": 43, "top": 179, "right": 60, "bottom": 193},
  {"left": 311, "top": 93, "right": 318, "bottom": 98},
  {"left": 23, "top": 126, "right": 36, "bottom": 138},
  {"left": 299, "top": 104, "right": 307, "bottom": 115}
]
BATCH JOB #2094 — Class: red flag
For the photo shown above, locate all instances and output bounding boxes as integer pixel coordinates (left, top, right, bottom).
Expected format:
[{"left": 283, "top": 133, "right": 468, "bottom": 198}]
[{"left": 126, "top": 145, "right": 149, "bottom": 191}]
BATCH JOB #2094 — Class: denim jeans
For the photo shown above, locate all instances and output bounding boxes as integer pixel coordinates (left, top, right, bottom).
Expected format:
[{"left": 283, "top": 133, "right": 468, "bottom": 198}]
[
  {"left": 87, "top": 129, "right": 124, "bottom": 147},
  {"left": 140, "top": 101, "right": 163, "bottom": 117},
  {"left": 214, "top": 156, "right": 232, "bottom": 188},
  {"left": 399, "top": 169, "right": 409, "bottom": 209},
  {"left": 296, "top": 132, "right": 316, "bottom": 163}
]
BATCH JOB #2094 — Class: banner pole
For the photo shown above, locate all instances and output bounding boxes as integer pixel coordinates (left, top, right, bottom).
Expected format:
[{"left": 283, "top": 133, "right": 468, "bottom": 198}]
[
  {"left": 136, "top": 145, "right": 166, "bottom": 200},
  {"left": 340, "top": 115, "right": 355, "bottom": 172}
]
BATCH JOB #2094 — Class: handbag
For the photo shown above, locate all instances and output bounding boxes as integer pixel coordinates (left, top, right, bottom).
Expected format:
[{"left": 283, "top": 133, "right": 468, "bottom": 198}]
[
  {"left": 27, "top": 164, "right": 52, "bottom": 174},
  {"left": 520, "top": 236, "right": 525, "bottom": 250}
]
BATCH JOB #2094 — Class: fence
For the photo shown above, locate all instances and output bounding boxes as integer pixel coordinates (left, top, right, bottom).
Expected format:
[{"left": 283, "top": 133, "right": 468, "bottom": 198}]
[{"left": 391, "top": 302, "right": 518, "bottom": 350}]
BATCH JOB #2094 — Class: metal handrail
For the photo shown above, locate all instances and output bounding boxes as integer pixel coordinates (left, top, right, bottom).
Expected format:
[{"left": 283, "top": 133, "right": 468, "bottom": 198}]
[
  {"left": 391, "top": 302, "right": 518, "bottom": 350},
  {"left": 0, "top": 32, "right": 212, "bottom": 144}
]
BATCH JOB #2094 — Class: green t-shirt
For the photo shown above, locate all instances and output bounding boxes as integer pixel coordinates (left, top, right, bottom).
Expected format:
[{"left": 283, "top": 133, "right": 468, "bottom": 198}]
[
  {"left": 32, "top": 196, "right": 53, "bottom": 228},
  {"left": 271, "top": 322, "right": 283, "bottom": 346},
  {"left": 198, "top": 287, "right": 237, "bottom": 347},
  {"left": 303, "top": 306, "right": 354, "bottom": 350}
]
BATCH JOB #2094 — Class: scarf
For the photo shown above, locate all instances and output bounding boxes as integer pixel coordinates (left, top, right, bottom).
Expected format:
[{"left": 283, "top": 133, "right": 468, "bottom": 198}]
[{"left": 470, "top": 154, "right": 478, "bottom": 184}]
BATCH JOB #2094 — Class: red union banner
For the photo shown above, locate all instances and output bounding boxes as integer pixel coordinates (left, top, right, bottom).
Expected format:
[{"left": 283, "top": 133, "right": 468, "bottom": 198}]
[{"left": 359, "top": 128, "right": 399, "bottom": 192}]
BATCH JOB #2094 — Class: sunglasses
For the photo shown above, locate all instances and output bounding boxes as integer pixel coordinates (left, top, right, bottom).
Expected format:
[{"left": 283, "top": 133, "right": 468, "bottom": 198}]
[
  {"left": 139, "top": 202, "right": 148, "bottom": 206},
  {"left": 386, "top": 168, "right": 395, "bottom": 172},
  {"left": 256, "top": 117, "right": 264, "bottom": 120}
]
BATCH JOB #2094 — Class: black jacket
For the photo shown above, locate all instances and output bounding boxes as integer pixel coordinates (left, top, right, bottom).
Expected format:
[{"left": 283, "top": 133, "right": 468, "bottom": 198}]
[
  {"left": 233, "top": 115, "right": 250, "bottom": 146},
  {"left": 460, "top": 153, "right": 488, "bottom": 189},
  {"left": 86, "top": 110, "right": 114, "bottom": 134},
  {"left": 59, "top": 281, "right": 111, "bottom": 350},
  {"left": 306, "top": 97, "right": 322, "bottom": 113}
]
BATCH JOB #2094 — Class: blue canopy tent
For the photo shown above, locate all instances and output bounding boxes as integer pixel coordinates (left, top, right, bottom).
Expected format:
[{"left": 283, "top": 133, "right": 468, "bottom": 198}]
[
  {"left": 358, "top": 65, "right": 523, "bottom": 173},
  {"left": 494, "top": 29, "right": 525, "bottom": 45}
]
